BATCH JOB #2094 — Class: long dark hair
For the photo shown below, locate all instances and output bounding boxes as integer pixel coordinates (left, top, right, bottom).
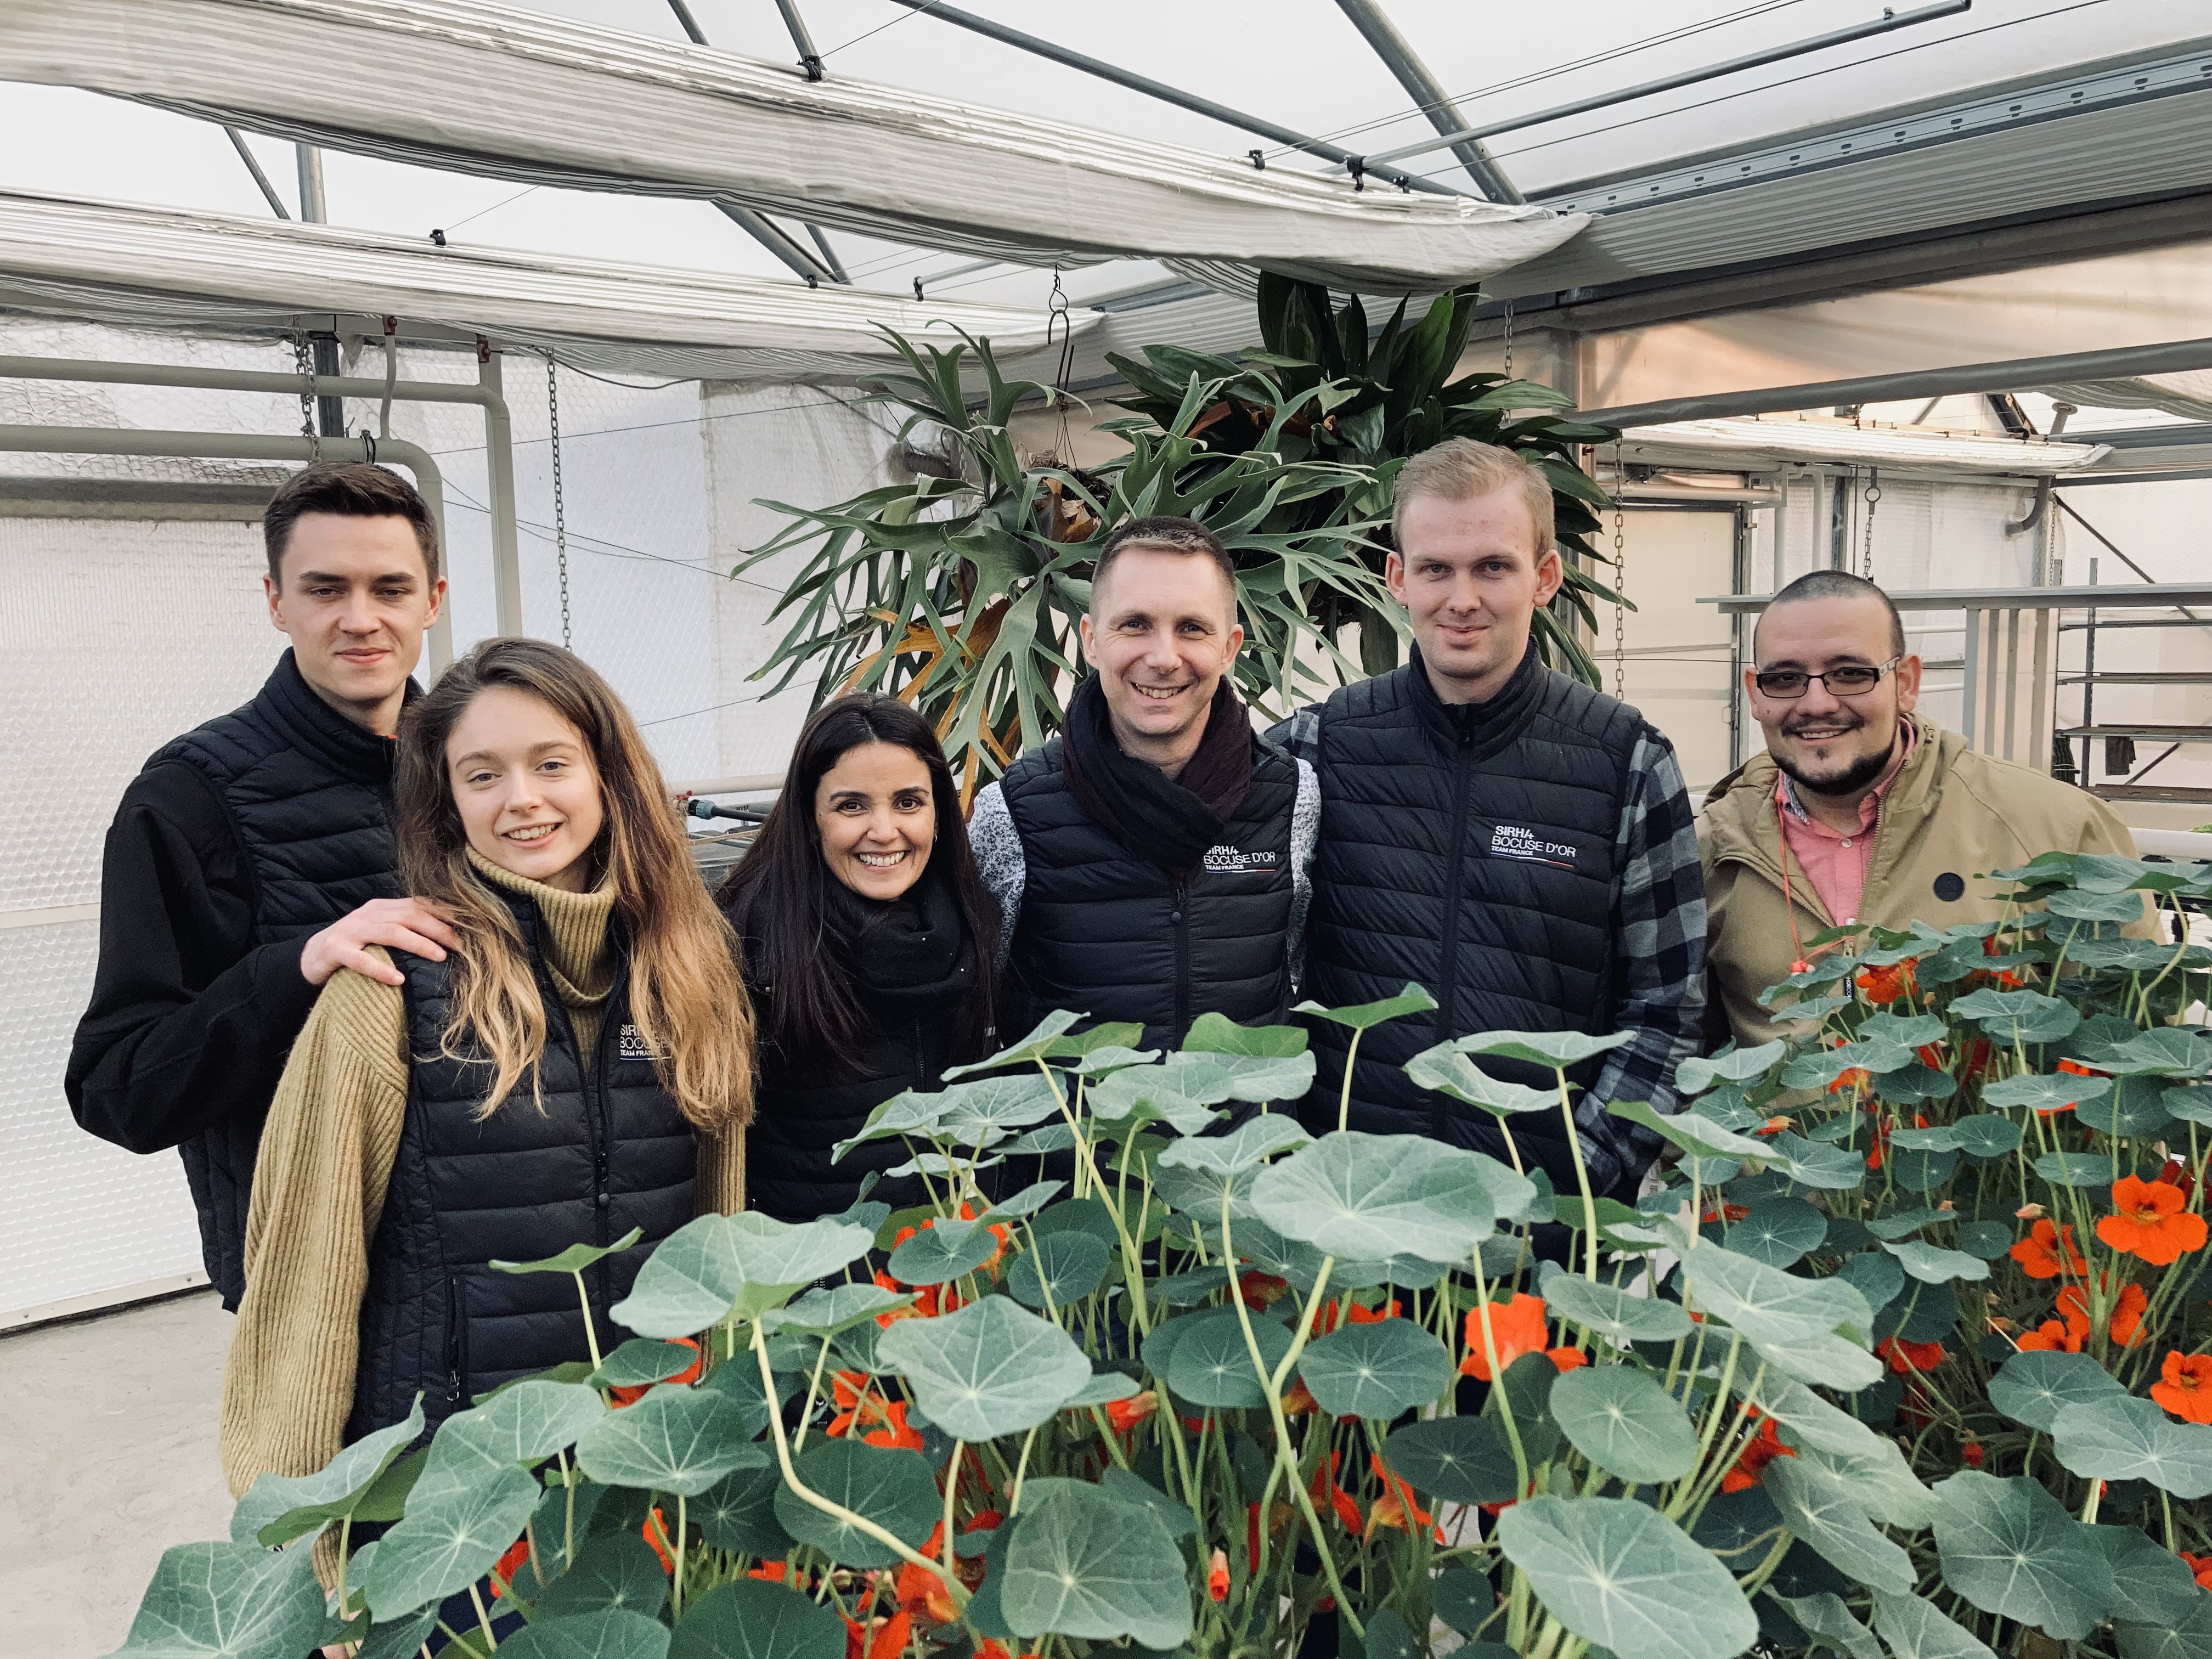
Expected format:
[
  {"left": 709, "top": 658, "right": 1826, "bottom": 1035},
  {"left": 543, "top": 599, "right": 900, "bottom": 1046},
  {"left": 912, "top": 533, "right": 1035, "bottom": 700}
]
[{"left": 719, "top": 694, "right": 997, "bottom": 1068}]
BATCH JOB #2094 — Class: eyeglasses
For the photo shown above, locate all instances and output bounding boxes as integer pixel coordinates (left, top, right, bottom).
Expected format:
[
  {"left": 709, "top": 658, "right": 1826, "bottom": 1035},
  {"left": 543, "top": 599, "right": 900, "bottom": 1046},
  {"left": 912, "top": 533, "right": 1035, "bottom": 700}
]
[{"left": 1753, "top": 656, "right": 1901, "bottom": 699}]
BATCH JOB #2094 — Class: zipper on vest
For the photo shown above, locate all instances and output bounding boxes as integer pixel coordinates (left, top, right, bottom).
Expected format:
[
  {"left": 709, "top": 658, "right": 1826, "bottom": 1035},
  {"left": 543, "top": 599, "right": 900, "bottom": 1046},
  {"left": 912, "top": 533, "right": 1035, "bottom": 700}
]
[
  {"left": 1431, "top": 729, "right": 1476, "bottom": 1140},
  {"left": 443, "top": 1274, "right": 466, "bottom": 1407},
  {"left": 1170, "top": 870, "right": 1192, "bottom": 1046}
]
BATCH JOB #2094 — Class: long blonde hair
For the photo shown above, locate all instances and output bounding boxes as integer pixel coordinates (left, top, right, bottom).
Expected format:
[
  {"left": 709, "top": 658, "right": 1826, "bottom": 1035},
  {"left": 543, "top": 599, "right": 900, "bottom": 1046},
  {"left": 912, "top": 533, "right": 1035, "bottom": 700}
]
[{"left": 396, "top": 639, "right": 753, "bottom": 1130}]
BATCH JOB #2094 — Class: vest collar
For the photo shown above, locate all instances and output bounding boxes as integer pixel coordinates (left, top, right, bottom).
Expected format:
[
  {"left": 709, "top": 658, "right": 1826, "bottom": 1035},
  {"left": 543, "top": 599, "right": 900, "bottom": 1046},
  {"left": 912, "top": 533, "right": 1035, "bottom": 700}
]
[
  {"left": 1406, "top": 637, "right": 1544, "bottom": 755},
  {"left": 257, "top": 648, "right": 414, "bottom": 787}
]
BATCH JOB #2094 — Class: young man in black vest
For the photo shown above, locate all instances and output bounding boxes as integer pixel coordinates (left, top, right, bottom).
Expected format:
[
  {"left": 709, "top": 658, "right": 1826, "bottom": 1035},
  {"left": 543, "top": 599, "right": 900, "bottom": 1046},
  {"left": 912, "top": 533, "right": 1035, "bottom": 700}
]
[
  {"left": 970, "top": 516, "right": 1317, "bottom": 1050},
  {"left": 1269, "top": 439, "right": 1705, "bottom": 1199},
  {"left": 67, "top": 462, "right": 460, "bottom": 1310}
]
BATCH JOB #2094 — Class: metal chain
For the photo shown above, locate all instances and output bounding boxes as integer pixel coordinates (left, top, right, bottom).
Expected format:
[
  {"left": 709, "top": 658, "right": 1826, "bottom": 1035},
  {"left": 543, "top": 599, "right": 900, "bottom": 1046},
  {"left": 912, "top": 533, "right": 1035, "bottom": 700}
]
[
  {"left": 1501, "top": 296, "right": 1514, "bottom": 381},
  {"left": 291, "top": 332, "right": 320, "bottom": 461},
  {"left": 1860, "top": 466, "right": 1881, "bottom": 579},
  {"left": 1611, "top": 438, "right": 1628, "bottom": 699},
  {"left": 546, "top": 353, "right": 571, "bottom": 650}
]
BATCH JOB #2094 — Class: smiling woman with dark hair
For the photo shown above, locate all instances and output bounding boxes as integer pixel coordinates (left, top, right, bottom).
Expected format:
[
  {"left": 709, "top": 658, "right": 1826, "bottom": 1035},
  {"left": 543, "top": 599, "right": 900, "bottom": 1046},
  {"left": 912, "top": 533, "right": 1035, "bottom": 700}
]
[{"left": 719, "top": 693, "right": 1000, "bottom": 1223}]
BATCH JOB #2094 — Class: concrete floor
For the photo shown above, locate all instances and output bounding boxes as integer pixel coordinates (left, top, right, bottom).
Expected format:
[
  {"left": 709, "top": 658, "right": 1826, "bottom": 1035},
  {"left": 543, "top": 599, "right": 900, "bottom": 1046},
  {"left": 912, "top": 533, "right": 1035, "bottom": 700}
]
[{"left": 0, "top": 1290, "right": 233, "bottom": 1658}]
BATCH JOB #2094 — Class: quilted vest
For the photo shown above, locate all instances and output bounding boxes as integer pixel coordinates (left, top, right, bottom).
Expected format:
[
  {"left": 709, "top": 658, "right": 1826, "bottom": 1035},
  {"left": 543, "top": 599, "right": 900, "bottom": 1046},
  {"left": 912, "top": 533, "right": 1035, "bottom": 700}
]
[
  {"left": 998, "top": 733, "right": 1300, "bottom": 1051},
  {"left": 347, "top": 899, "right": 697, "bottom": 1440},
  {"left": 151, "top": 650, "right": 404, "bottom": 1307},
  {"left": 1302, "top": 647, "right": 1643, "bottom": 1175}
]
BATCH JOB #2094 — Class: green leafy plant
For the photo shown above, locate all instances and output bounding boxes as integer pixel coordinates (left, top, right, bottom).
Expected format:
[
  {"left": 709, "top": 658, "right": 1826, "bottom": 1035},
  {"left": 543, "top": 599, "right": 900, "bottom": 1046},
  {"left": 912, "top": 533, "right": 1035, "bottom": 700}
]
[
  {"left": 112, "top": 853, "right": 2212, "bottom": 1658},
  {"left": 735, "top": 280, "right": 1620, "bottom": 798}
]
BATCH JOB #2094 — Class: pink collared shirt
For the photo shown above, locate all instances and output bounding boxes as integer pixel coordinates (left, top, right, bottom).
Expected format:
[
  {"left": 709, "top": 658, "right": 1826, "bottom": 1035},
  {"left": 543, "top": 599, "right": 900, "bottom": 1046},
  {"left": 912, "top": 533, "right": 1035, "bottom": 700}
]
[{"left": 1774, "top": 722, "right": 1916, "bottom": 925}]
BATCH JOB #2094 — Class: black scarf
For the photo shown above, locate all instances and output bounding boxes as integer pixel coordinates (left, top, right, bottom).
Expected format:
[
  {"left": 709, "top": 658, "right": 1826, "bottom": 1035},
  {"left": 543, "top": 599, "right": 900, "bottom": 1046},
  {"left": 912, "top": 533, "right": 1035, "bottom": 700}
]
[
  {"left": 1060, "top": 673, "right": 1254, "bottom": 872},
  {"left": 819, "top": 859, "right": 977, "bottom": 1006}
]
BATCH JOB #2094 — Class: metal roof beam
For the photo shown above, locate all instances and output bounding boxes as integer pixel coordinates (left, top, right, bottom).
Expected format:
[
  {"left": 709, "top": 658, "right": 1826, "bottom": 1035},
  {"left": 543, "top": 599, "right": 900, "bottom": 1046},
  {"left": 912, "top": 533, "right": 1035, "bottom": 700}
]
[
  {"left": 1364, "top": 0, "right": 1968, "bottom": 172},
  {"left": 1579, "top": 336, "right": 2212, "bottom": 428},
  {"left": 1328, "top": 0, "right": 1519, "bottom": 203},
  {"left": 877, "top": 0, "right": 1466, "bottom": 196}
]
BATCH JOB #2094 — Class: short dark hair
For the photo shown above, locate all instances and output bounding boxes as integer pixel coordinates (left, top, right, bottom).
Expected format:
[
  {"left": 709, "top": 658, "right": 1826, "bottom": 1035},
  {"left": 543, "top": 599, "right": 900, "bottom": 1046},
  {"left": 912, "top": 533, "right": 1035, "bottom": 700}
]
[
  {"left": 1760, "top": 569, "right": 1907, "bottom": 659},
  {"left": 1091, "top": 515, "right": 1237, "bottom": 613},
  {"left": 263, "top": 461, "right": 439, "bottom": 584}
]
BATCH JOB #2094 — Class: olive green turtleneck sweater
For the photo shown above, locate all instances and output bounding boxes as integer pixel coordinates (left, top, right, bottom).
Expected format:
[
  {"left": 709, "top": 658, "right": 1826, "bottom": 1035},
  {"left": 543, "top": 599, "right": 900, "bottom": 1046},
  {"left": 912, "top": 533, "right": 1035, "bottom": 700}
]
[{"left": 221, "top": 852, "right": 746, "bottom": 1515}]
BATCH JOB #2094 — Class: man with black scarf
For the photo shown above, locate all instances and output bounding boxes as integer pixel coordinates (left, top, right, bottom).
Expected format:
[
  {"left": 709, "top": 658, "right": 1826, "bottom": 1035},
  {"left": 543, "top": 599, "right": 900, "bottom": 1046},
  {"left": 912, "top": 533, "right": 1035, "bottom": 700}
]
[{"left": 969, "top": 517, "right": 1316, "bottom": 1051}]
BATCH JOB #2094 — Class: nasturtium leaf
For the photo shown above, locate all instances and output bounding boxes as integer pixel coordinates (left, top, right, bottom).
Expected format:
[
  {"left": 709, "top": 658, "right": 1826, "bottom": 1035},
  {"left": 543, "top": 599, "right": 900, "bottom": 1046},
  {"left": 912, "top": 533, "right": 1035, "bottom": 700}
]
[
  {"left": 492, "top": 1227, "right": 644, "bottom": 1277},
  {"left": 1549, "top": 1365, "right": 1699, "bottom": 1483},
  {"left": 1723, "top": 1200, "right": 1827, "bottom": 1268},
  {"left": 759, "top": 1284, "right": 911, "bottom": 1338},
  {"left": 1953, "top": 1220, "right": 2010, "bottom": 1261},
  {"left": 1000, "top": 1478, "right": 1194, "bottom": 1650},
  {"left": 364, "top": 1460, "right": 541, "bottom": 1618},
  {"left": 2049, "top": 887, "right": 2154, "bottom": 921},
  {"left": 1296, "top": 1318, "right": 1454, "bottom": 1420},
  {"left": 1459, "top": 1028, "right": 1638, "bottom": 1070},
  {"left": 1158, "top": 1114, "right": 1312, "bottom": 1178},
  {"left": 2080, "top": 1076, "right": 2179, "bottom": 1137},
  {"left": 1293, "top": 983, "right": 1438, "bottom": 1030},
  {"left": 1406, "top": 1045, "right": 1555, "bottom": 1115},
  {"left": 1737, "top": 1373, "right": 1884, "bottom": 1460},
  {"left": 414, "top": 1382, "right": 606, "bottom": 1510},
  {"left": 610, "top": 1213, "right": 749, "bottom": 1337},
  {"left": 1952, "top": 1115, "right": 2023, "bottom": 1158},
  {"left": 1676, "top": 1041, "right": 1788, "bottom": 1096},
  {"left": 2163, "top": 1085, "right": 2212, "bottom": 1126},
  {"left": 1866, "top": 1207, "right": 1943, "bottom": 1241},
  {"left": 1882, "top": 1240, "right": 1990, "bottom": 1284},
  {"left": 876, "top": 1294, "right": 1093, "bottom": 1440},
  {"left": 1985, "top": 1072, "right": 2109, "bottom": 1111},
  {"left": 984, "top": 1180, "right": 1066, "bottom": 1223},
  {"left": 501, "top": 1609, "right": 673, "bottom": 1659},
  {"left": 573, "top": 1380, "right": 770, "bottom": 1496},
  {"left": 1765, "top": 1131, "right": 1874, "bottom": 1191},
  {"left": 1677, "top": 1244, "right": 1881, "bottom": 1390},
  {"left": 889, "top": 1218, "right": 998, "bottom": 1285},
  {"left": 1769, "top": 1592, "right": 1881, "bottom": 1659},
  {"left": 2033, "top": 1149, "right": 2123, "bottom": 1188},
  {"left": 1798, "top": 1441, "right": 1942, "bottom": 1530},
  {"left": 1168, "top": 1308, "right": 1293, "bottom": 1409},
  {"left": 1063, "top": 1369, "right": 1144, "bottom": 1408},
  {"left": 886, "top": 1150, "right": 1001, "bottom": 1179},
  {"left": 726, "top": 1213, "right": 879, "bottom": 1289},
  {"left": 1246, "top": 1131, "right": 1497, "bottom": 1262},
  {"left": 532, "top": 1529, "right": 670, "bottom": 1621},
  {"left": 1950, "top": 988, "right": 2081, "bottom": 1043},
  {"left": 1500, "top": 1350, "right": 1565, "bottom": 1465},
  {"left": 774, "top": 1437, "right": 940, "bottom": 1567},
  {"left": 1609, "top": 1099, "right": 1767, "bottom": 1163},
  {"left": 108, "top": 1538, "right": 330, "bottom": 1659},
  {"left": 666, "top": 1577, "right": 850, "bottom": 1659},
  {"left": 1153, "top": 1266, "right": 1228, "bottom": 1306},
  {"left": 1861, "top": 1009, "right": 1950, "bottom": 1047},
  {"left": 1181, "top": 1012, "right": 1307, "bottom": 1057},
  {"left": 1432, "top": 1567, "right": 1495, "bottom": 1634},
  {"left": 590, "top": 1338, "right": 703, "bottom": 1390},
  {"left": 1543, "top": 1274, "right": 1693, "bottom": 1345},
  {"left": 1931, "top": 1471, "right": 2115, "bottom": 1640},
  {"left": 2087, "top": 1524, "right": 2207, "bottom": 1626},
  {"left": 1890, "top": 1145, "right": 1960, "bottom": 1193},
  {"left": 1380, "top": 1414, "right": 1520, "bottom": 1504},
  {"left": 238, "top": 1396, "right": 425, "bottom": 1546},
  {"left": 2093, "top": 1027, "right": 2212, "bottom": 1077},
  {"left": 1008, "top": 1231, "right": 1111, "bottom": 1310},
  {"left": 1875, "top": 1062, "right": 1960, "bottom": 1104},
  {"left": 1868, "top": 1589, "right": 1995, "bottom": 1659},
  {"left": 1214, "top": 1051, "right": 1319, "bottom": 1103},
  {"left": 2115, "top": 1595, "right": 2212, "bottom": 1659},
  {"left": 1086, "top": 1058, "right": 1234, "bottom": 1135},
  {"left": 354, "top": 1603, "right": 439, "bottom": 1659},
  {"left": 1763, "top": 1457, "right": 1915, "bottom": 1594},
  {"left": 2072, "top": 938, "right": 2186, "bottom": 972},
  {"left": 1070, "top": 1046, "right": 1158, "bottom": 1076},
  {"left": 2052, "top": 1395, "right": 2212, "bottom": 1497},
  {"left": 939, "top": 1074, "right": 1073, "bottom": 1143},
  {"left": 693, "top": 1461, "right": 792, "bottom": 1558},
  {"left": 998, "top": 1122, "right": 1076, "bottom": 1156},
  {"left": 1496, "top": 1496, "right": 1758, "bottom": 1659},
  {"left": 943, "top": 1010, "right": 1082, "bottom": 1077}
]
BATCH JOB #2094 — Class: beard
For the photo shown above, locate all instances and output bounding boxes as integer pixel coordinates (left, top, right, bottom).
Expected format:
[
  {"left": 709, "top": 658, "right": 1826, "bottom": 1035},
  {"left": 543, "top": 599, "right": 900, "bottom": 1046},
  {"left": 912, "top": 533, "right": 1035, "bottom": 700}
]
[{"left": 1774, "top": 716, "right": 1898, "bottom": 799}]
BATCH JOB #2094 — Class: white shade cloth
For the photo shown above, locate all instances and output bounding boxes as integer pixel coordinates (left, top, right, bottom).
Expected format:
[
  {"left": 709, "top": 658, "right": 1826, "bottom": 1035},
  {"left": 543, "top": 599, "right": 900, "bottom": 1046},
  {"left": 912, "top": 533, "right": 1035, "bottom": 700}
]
[{"left": 0, "top": 0, "right": 1584, "bottom": 296}]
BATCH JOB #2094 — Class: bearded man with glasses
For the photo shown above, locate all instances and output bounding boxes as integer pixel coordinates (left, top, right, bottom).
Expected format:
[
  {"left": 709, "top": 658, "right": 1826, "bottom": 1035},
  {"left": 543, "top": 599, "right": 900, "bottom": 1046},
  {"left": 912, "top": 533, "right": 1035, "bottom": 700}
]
[{"left": 1700, "top": 569, "right": 2142, "bottom": 1046}]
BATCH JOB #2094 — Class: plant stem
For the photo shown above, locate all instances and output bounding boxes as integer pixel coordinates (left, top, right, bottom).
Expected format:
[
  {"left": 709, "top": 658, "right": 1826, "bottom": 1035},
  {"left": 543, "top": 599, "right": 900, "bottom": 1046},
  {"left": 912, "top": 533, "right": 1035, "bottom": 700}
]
[
  {"left": 943, "top": 1442, "right": 964, "bottom": 1570},
  {"left": 674, "top": 1492, "right": 688, "bottom": 1617},
  {"left": 571, "top": 1268, "right": 604, "bottom": 1373},
  {"left": 1554, "top": 1066, "right": 1600, "bottom": 1280},
  {"left": 1338, "top": 1029, "right": 1365, "bottom": 1133},
  {"left": 467, "top": 1582, "right": 499, "bottom": 1651},
  {"left": 1009, "top": 1426, "right": 1041, "bottom": 1516}
]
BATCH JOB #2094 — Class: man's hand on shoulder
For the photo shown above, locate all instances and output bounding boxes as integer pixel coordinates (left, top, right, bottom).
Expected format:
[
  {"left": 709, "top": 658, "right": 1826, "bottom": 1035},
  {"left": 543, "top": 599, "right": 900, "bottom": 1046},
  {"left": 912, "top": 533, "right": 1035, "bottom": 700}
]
[{"left": 300, "top": 898, "right": 460, "bottom": 988}]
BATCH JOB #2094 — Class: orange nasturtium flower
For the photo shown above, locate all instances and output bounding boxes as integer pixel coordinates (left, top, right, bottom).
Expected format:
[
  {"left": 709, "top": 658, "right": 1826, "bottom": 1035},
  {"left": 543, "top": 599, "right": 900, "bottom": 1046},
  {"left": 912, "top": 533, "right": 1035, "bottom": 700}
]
[
  {"left": 2017, "top": 1318, "right": 2082, "bottom": 1353},
  {"left": 2057, "top": 1280, "right": 2149, "bottom": 1349},
  {"left": 895, "top": 1527, "right": 961, "bottom": 1626},
  {"left": 2151, "top": 1351, "right": 2212, "bottom": 1424},
  {"left": 2182, "top": 1554, "right": 2212, "bottom": 1593},
  {"left": 2010, "top": 1219, "right": 2088, "bottom": 1280},
  {"left": 1547, "top": 1346, "right": 1589, "bottom": 1374},
  {"left": 1722, "top": 1416, "right": 1796, "bottom": 1492},
  {"left": 2097, "top": 1175, "right": 2210, "bottom": 1267},
  {"left": 1368, "top": 1453, "right": 1443, "bottom": 1543},
  {"left": 1459, "top": 1293, "right": 1549, "bottom": 1381},
  {"left": 489, "top": 1535, "right": 532, "bottom": 1597},
  {"left": 1829, "top": 1067, "right": 1874, "bottom": 1097},
  {"left": 1855, "top": 960, "right": 1918, "bottom": 1005},
  {"left": 1105, "top": 1389, "right": 1158, "bottom": 1436},
  {"left": 1878, "top": 1336, "right": 1948, "bottom": 1375},
  {"left": 1207, "top": 1548, "right": 1230, "bottom": 1602},
  {"left": 610, "top": 1335, "right": 703, "bottom": 1407}
]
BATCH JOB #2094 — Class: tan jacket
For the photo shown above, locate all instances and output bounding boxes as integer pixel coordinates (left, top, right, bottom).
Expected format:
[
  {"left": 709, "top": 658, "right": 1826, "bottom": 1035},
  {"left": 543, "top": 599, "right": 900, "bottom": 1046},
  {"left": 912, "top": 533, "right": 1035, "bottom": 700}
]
[{"left": 1699, "top": 716, "right": 2142, "bottom": 1046}]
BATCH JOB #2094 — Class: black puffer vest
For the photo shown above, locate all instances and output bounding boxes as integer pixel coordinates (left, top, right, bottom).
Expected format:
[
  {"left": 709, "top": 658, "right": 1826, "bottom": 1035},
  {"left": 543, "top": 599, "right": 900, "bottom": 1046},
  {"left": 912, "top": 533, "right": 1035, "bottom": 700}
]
[
  {"left": 1301, "top": 647, "right": 1644, "bottom": 1183},
  {"left": 347, "top": 898, "right": 697, "bottom": 1440},
  {"left": 998, "top": 733, "right": 1300, "bottom": 1050},
  {"left": 151, "top": 650, "right": 405, "bottom": 1308}
]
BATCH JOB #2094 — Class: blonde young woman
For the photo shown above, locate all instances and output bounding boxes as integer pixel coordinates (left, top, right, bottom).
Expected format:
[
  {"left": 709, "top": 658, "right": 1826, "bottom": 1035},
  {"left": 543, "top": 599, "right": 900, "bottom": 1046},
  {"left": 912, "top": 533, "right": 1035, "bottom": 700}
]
[{"left": 222, "top": 638, "right": 753, "bottom": 1505}]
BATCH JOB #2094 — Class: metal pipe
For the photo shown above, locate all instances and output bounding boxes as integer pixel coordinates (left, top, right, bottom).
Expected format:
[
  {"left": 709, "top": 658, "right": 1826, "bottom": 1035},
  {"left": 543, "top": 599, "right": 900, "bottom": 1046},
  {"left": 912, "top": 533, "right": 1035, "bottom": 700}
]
[
  {"left": 294, "top": 144, "right": 326, "bottom": 223},
  {"left": 804, "top": 224, "right": 850, "bottom": 285},
  {"left": 877, "top": 0, "right": 1465, "bottom": 196},
  {"left": 664, "top": 0, "right": 709, "bottom": 44},
  {"left": 714, "top": 202, "right": 841, "bottom": 286},
  {"left": 1328, "top": 0, "right": 1519, "bottom": 202},
  {"left": 1362, "top": 0, "right": 1971, "bottom": 168},
  {"left": 0, "top": 427, "right": 452, "bottom": 668},
  {"left": 2008, "top": 400, "right": 2072, "bottom": 540},
  {"left": 0, "top": 351, "right": 521, "bottom": 647},
  {"left": 1576, "top": 336, "right": 2212, "bottom": 430},
  {"left": 478, "top": 349, "right": 523, "bottom": 640},
  {"left": 773, "top": 0, "right": 827, "bottom": 80},
  {"left": 223, "top": 127, "right": 291, "bottom": 220}
]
